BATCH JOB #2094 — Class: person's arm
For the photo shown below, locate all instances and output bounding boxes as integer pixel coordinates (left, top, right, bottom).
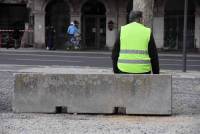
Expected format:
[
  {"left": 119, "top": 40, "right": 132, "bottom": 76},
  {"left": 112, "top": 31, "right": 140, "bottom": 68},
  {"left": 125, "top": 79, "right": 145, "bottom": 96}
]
[
  {"left": 67, "top": 26, "right": 70, "bottom": 34},
  {"left": 148, "top": 32, "right": 160, "bottom": 74},
  {"left": 112, "top": 31, "right": 121, "bottom": 73}
]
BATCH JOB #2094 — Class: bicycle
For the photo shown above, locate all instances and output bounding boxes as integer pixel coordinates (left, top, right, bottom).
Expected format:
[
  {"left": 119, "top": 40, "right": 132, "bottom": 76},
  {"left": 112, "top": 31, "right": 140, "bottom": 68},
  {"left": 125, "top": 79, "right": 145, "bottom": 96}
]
[{"left": 66, "top": 33, "right": 81, "bottom": 50}]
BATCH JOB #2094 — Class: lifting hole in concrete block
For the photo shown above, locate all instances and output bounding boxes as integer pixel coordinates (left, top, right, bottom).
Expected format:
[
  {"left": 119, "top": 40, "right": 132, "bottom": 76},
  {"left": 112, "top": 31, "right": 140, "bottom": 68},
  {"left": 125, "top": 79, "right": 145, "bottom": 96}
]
[
  {"left": 113, "top": 107, "right": 126, "bottom": 115},
  {"left": 55, "top": 106, "right": 68, "bottom": 114}
]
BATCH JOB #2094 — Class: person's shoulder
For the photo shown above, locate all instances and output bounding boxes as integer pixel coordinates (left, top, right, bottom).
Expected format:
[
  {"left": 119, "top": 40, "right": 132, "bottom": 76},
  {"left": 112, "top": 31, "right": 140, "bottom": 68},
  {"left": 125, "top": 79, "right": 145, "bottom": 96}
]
[
  {"left": 142, "top": 24, "right": 151, "bottom": 30},
  {"left": 141, "top": 24, "right": 151, "bottom": 33}
]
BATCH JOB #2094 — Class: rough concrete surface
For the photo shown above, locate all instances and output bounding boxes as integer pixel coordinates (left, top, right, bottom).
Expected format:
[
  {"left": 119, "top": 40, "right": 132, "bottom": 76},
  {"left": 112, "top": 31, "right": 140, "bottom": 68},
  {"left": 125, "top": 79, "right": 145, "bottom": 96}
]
[
  {"left": 172, "top": 75, "right": 200, "bottom": 115},
  {"left": 13, "top": 73, "right": 171, "bottom": 115},
  {"left": 0, "top": 71, "right": 14, "bottom": 112},
  {"left": 0, "top": 113, "right": 200, "bottom": 134},
  {"left": 1, "top": 67, "right": 200, "bottom": 115}
]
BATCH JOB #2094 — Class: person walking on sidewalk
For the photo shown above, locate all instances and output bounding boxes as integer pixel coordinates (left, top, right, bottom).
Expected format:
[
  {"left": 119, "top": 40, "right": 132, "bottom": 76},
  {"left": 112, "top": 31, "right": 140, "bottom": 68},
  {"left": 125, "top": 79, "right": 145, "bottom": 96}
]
[
  {"left": 46, "top": 25, "right": 55, "bottom": 50},
  {"left": 112, "top": 11, "right": 159, "bottom": 74}
]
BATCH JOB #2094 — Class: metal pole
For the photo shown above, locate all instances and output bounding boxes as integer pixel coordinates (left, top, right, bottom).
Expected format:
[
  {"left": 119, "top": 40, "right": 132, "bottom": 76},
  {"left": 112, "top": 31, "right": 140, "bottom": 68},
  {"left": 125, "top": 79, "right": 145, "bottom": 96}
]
[
  {"left": 0, "top": 32, "right": 2, "bottom": 48},
  {"left": 183, "top": 0, "right": 188, "bottom": 72}
]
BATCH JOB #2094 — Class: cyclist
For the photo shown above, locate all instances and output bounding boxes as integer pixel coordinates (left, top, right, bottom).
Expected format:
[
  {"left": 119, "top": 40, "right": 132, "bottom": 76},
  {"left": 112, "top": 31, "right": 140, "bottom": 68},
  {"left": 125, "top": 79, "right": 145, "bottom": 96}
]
[{"left": 66, "top": 21, "right": 79, "bottom": 50}]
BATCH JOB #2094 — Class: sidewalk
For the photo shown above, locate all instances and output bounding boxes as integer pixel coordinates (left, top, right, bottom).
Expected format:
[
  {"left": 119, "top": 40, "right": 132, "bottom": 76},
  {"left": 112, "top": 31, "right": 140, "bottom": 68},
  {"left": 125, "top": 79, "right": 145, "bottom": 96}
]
[
  {"left": 1, "top": 113, "right": 200, "bottom": 134},
  {"left": 0, "top": 48, "right": 111, "bottom": 55},
  {"left": 0, "top": 47, "right": 200, "bottom": 57}
]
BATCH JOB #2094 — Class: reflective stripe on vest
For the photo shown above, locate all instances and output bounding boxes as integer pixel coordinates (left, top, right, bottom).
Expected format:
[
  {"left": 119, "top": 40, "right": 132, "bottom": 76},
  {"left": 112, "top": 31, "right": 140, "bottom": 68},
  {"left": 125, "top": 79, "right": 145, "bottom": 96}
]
[
  {"left": 118, "top": 22, "right": 151, "bottom": 73},
  {"left": 118, "top": 59, "right": 150, "bottom": 64},
  {"left": 120, "top": 49, "right": 148, "bottom": 55}
]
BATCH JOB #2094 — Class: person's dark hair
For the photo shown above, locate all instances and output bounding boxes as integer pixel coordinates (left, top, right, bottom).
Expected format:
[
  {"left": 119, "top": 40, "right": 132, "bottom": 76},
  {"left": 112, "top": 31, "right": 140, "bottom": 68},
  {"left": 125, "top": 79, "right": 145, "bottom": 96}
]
[{"left": 129, "top": 11, "right": 143, "bottom": 23}]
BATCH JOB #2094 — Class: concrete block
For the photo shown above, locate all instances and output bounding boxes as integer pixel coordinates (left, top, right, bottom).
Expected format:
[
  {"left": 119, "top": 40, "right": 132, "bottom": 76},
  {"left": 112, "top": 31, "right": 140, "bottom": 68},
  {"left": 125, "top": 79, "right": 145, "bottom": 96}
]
[
  {"left": 13, "top": 73, "right": 172, "bottom": 115},
  {"left": 0, "top": 71, "right": 13, "bottom": 112},
  {"left": 172, "top": 75, "right": 200, "bottom": 114}
]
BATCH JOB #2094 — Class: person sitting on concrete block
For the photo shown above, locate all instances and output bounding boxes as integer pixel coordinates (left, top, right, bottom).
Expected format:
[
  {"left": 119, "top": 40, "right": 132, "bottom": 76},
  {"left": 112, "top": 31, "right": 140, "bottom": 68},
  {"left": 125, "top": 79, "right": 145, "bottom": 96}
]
[{"left": 112, "top": 10, "right": 159, "bottom": 74}]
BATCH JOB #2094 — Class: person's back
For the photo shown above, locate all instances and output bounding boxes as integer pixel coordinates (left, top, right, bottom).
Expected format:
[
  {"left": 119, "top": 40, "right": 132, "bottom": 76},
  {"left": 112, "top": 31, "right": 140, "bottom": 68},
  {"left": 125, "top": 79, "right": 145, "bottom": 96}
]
[
  {"left": 67, "top": 22, "right": 78, "bottom": 36},
  {"left": 112, "top": 11, "right": 159, "bottom": 74},
  {"left": 121, "top": 22, "right": 150, "bottom": 47}
]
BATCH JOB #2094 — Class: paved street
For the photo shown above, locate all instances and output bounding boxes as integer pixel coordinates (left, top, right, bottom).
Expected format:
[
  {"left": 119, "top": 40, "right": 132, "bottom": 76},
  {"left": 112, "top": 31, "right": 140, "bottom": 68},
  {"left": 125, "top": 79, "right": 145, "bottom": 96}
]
[
  {"left": 159, "top": 54, "right": 200, "bottom": 71},
  {"left": 0, "top": 49, "right": 111, "bottom": 68},
  {"left": 0, "top": 48, "right": 200, "bottom": 71}
]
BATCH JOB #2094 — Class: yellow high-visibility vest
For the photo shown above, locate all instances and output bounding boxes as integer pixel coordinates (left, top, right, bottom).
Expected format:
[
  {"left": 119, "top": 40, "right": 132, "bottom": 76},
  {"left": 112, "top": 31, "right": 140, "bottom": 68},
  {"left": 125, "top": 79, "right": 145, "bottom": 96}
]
[{"left": 117, "top": 22, "right": 152, "bottom": 73}]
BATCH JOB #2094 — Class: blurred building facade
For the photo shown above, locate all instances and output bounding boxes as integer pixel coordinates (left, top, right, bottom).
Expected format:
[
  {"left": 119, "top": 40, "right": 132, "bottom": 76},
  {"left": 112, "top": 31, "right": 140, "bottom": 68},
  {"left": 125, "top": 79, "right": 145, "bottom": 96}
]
[
  {"left": 0, "top": 0, "right": 200, "bottom": 51},
  {"left": 153, "top": 0, "right": 200, "bottom": 51}
]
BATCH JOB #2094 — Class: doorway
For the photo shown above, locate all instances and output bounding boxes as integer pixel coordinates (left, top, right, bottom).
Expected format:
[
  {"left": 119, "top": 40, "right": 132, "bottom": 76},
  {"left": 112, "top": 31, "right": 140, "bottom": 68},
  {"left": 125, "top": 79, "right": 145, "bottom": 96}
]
[
  {"left": 164, "top": 0, "right": 195, "bottom": 50},
  {"left": 45, "top": 0, "right": 70, "bottom": 49},
  {"left": 82, "top": 0, "right": 106, "bottom": 49}
]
